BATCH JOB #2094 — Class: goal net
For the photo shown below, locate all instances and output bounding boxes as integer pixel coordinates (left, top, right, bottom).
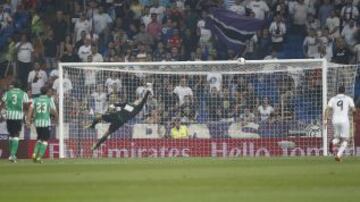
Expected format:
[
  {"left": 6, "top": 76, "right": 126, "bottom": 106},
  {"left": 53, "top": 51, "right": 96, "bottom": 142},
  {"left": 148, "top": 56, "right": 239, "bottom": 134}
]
[{"left": 57, "top": 59, "right": 358, "bottom": 158}]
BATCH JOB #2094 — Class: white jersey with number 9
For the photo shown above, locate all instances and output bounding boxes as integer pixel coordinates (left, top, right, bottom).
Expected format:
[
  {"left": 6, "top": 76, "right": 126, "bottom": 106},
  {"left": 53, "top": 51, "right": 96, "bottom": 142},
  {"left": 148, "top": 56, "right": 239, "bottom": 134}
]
[
  {"left": 328, "top": 94, "right": 355, "bottom": 124},
  {"left": 327, "top": 94, "right": 355, "bottom": 138}
]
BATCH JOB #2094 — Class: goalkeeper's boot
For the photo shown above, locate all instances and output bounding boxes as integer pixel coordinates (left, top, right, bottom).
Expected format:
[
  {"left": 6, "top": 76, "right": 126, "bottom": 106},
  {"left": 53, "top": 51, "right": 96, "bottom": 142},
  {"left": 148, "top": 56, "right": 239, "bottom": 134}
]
[{"left": 8, "top": 155, "right": 16, "bottom": 163}]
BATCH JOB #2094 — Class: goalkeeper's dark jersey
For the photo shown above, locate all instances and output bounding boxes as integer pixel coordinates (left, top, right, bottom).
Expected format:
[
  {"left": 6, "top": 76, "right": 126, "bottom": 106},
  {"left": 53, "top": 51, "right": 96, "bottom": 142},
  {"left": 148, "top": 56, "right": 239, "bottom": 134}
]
[{"left": 102, "top": 103, "right": 135, "bottom": 124}]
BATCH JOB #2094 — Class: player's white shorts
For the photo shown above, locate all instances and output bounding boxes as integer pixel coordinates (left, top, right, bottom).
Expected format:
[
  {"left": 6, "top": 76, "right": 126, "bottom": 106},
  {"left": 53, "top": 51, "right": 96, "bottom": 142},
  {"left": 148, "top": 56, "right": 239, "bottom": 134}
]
[{"left": 332, "top": 122, "right": 350, "bottom": 139}]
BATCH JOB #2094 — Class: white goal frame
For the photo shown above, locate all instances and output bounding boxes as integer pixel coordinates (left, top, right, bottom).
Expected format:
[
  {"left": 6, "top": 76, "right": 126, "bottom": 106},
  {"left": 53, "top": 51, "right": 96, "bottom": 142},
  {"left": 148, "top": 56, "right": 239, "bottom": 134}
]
[{"left": 58, "top": 58, "right": 328, "bottom": 158}]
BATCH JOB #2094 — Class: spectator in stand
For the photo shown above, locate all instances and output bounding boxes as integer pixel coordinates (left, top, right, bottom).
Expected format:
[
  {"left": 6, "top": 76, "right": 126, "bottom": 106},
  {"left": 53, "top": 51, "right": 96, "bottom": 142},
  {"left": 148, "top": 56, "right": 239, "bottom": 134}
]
[
  {"left": 246, "top": 0, "right": 269, "bottom": 20},
  {"left": 93, "top": 6, "right": 113, "bottom": 47},
  {"left": 161, "top": 19, "right": 175, "bottom": 44},
  {"left": 52, "top": 10, "right": 67, "bottom": 47},
  {"left": 147, "top": 13, "right": 162, "bottom": 41},
  {"left": 43, "top": 30, "right": 57, "bottom": 70},
  {"left": 183, "top": 6, "right": 198, "bottom": 30},
  {"left": 145, "top": 109, "right": 161, "bottom": 124},
  {"left": 75, "top": 31, "right": 87, "bottom": 52},
  {"left": 269, "top": 14, "right": 286, "bottom": 51},
  {"left": 228, "top": 0, "right": 246, "bottom": 15},
  {"left": 150, "top": 0, "right": 166, "bottom": 22},
  {"left": 89, "top": 46, "right": 104, "bottom": 63},
  {"left": 0, "top": 5, "right": 12, "bottom": 30},
  {"left": 272, "top": 0, "right": 289, "bottom": 19},
  {"left": 74, "top": 13, "right": 91, "bottom": 42},
  {"left": 257, "top": 29, "right": 272, "bottom": 58},
  {"left": 134, "top": 24, "right": 153, "bottom": 45},
  {"left": 332, "top": 38, "right": 351, "bottom": 64},
  {"left": 166, "top": 3, "right": 183, "bottom": 24},
  {"left": 52, "top": 70, "right": 73, "bottom": 97},
  {"left": 141, "top": 7, "right": 152, "bottom": 28},
  {"left": 31, "top": 10, "right": 45, "bottom": 37},
  {"left": 16, "top": 34, "right": 34, "bottom": 89},
  {"left": 257, "top": 97, "right": 274, "bottom": 122},
  {"left": 291, "top": 0, "right": 308, "bottom": 36},
  {"left": 318, "top": 0, "right": 334, "bottom": 26},
  {"left": 221, "top": 87, "right": 235, "bottom": 119},
  {"left": 206, "top": 86, "right": 222, "bottom": 121},
  {"left": 239, "top": 107, "right": 256, "bottom": 125},
  {"left": 352, "top": 39, "right": 360, "bottom": 63},
  {"left": 90, "top": 84, "right": 108, "bottom": 115},
  {"left": 152, "top": 42, "right": 166, "bottom": 61},
  {"left": 340, "top": 0, "right": 359, "bottom": 25},
  {"left": 341, "top": 19, "right": 358, "bottom": 46},
  {"left": 131, "top": 0, "right": 144, "bottom": 20},
  {"left": 59, "top": 35, "right": 73, "bottom": 58},
  {"left": 305, "top": 13, "right": 320, "bottom": 34},
  {"left": 169, "top": 47, "right": 181, "bottom": 61},
  {"left": 159, "top": 80, "right": 178, "bottom": 115},
  {"left": 182, "top": 29, "right": 198, "bottom": 60},
  {"left": 174, "top": 77, "right": 194, "bottom": 106},
  {"left": 318, "top": 28, "right": 333, "bottom": 58},
  {"left": 326, "top": 10, "right": 340, "bottom": 39},
  {"left": 105, "top": 72, "right": 123, "bottom": 95},
  {"left": 178, "top": 94, "right": 196, "bottom": 122},
  {"left": 303, "top": 29, "right": 319, "bottom": 58},
  {"left": 244, "top": 31, "right": 258, "bottom": 59},
  {"left": 60, "top": 45, "right": 80, "bottom": 62},
  {"left": 27, "top": 62, "right": 48, "bottom": 97},
  {"left": 168, "top": 29, "right": 182, "bottom": 49},
  {"left": 170, "top": 118, "right": 189, "bottom": 139},
  {"left": 86, "top": 32, "right": 100, "bottom": 45},
  {"left": 197, "top": 12, "right": 212, "bottom": 48},
  {"left": 78, "top": 38, "right": 92, "bottom": 62}
]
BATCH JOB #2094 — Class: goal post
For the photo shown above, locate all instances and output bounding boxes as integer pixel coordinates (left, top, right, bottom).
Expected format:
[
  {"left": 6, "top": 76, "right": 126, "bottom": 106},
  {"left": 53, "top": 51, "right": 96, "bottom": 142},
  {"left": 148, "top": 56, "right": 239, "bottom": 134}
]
[{"left": 57, "top": 59, "right": 358, "bottom": 159}]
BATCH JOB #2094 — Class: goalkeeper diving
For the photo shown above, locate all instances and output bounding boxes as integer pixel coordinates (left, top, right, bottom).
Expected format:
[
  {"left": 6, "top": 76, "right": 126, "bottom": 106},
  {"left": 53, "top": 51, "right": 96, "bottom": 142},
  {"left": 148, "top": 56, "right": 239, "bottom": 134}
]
[{"left": 86, "top": 85, "right": 152, "bottom": 151}]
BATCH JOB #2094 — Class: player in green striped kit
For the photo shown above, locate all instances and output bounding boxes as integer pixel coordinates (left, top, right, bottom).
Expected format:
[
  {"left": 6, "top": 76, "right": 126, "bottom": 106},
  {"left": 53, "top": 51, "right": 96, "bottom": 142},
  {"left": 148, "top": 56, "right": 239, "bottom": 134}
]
[
  {"left": 0, "top": 81, "right": 29, "bottom": 163},
  {"left": 27, "top": 87, "right": 57, "bottom": 163}
]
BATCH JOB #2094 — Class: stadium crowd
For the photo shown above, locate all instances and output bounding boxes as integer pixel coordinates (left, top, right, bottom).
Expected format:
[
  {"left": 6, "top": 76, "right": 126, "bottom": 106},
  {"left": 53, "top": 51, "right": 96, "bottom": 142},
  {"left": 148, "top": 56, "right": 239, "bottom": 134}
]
[{"left": 0, "top": 0, "right": 360, "bottom": 138}]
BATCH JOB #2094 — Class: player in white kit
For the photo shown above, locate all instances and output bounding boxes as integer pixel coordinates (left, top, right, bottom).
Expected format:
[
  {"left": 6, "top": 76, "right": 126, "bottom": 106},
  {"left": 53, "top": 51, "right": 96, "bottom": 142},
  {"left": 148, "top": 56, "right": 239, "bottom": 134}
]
[{"left": 325, "top": 86, "right": 356, "bottom": 161}]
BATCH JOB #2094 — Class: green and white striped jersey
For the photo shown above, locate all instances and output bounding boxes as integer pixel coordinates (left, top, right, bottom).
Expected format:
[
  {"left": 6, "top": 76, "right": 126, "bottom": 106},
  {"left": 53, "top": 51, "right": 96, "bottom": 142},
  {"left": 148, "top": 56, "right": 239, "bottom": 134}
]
[
  {"left": 32, "top": 95, "right": 56, "bottom": 127},
  {"left": 1, "top": 88, "right": 29, "bottom": 120}
]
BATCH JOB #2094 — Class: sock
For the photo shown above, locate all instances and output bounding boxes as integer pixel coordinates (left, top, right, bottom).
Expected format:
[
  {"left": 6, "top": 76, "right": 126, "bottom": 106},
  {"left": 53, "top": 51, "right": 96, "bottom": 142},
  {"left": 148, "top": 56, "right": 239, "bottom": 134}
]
[
  {"left": 38, "top": 141, "right": 48, "bottom": 159},
  {"left": 10, "top": 137, "right": 19, "bottom": 157},
  {"left": 93, "top": 135, "right": 109, "bottom": 150},
  {"left": 8, "top": 137, "right": 13, "bottom": 156},
  {"left": 33, "top": 141, "right": 42, "bottom": 157},
  {"left": 337, "top": 141, "right": 348, "bottom": 158},
  {"left": 332, "top": 138, "right": 340, "bottom": 145}
]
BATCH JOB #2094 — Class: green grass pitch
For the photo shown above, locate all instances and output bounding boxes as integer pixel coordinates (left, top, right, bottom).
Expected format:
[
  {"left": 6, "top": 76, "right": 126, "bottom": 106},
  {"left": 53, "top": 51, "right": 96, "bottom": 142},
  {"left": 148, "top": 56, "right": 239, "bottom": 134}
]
[{"left": 0, "top": 157, "right": 359, "bottom": 202}]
